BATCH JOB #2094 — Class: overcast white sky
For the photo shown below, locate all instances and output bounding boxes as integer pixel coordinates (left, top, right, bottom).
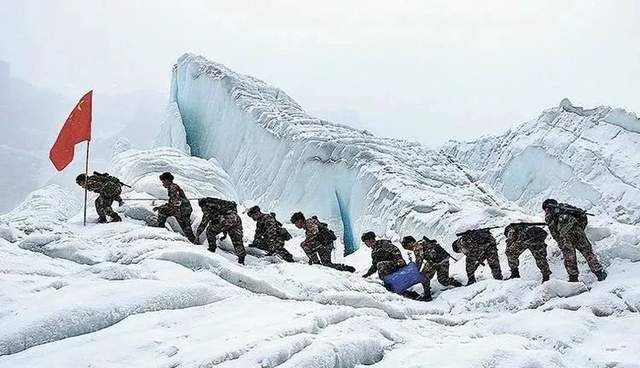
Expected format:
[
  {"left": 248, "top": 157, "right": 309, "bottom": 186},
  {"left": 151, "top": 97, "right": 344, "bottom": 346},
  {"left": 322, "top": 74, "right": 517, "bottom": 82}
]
[{"left": 1, "top": 0, "right": 639, "bottom": 145}]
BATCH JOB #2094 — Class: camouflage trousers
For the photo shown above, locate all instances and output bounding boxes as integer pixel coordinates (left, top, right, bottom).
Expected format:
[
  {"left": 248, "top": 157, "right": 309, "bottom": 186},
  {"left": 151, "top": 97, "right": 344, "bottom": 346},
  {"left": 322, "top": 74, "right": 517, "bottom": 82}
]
[
  {"left": 465, "top": 245, "right": 502, "bottom": 280},
  {"left": 421, "top": 259, "right": 461, "bottom": 292},
  {"left": 505, "top": 241, "right": 551, "bottom": 276},
  {"left": 95, "top": 195, "right": 118, "bottom": 220},
  {"left": 209, "top": 213, "right": 246, "bottom": 258},
  {"left": 303, "top": 242, "right": 353, "bottom": 272},
  {"left": 157, "top": 205, "right": 195, "bottom": 242},
  {"left": 557, "top": 230, "right": 603, "bottom": 277},
  {"left": 252, "top": 238, "right": 293, "bottom": 262}
]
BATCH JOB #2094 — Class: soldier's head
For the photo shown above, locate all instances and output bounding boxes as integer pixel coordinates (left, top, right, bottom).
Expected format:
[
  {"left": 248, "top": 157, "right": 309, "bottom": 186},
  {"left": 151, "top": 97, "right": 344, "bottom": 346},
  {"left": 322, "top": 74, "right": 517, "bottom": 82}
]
[
  {"left": 159, "top": 172, "right": 174, "bottom": 188},
  {"left": 504, "top": 224, "right": 517, "bottom": 238},
  {"left": 361, "top": 231, "right": 376, "bottom": 247},
  {"left": 401, "top": 235, "right": 417, "bottom": 250},
  {"left": 451, "top": 239, "right": 461, "bottom": 253},
  {"left": 75, "top": 174, "right": 87, "bottom": 188},
  {"left": 542, "top": 198, "right": 557, "bottom": 213},
  {"left": 290, "top": 212, "right": 306, "bottom": 229},
  {"left": 247, "top": 205, "right": 262, "bottom": 220}
]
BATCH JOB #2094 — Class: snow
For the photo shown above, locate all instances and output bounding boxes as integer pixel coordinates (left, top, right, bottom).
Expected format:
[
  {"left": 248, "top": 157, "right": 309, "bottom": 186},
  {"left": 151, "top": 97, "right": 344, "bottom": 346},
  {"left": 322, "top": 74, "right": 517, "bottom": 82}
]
[{"left": 1, "top": 56, "right": 640, "bottom": 367}]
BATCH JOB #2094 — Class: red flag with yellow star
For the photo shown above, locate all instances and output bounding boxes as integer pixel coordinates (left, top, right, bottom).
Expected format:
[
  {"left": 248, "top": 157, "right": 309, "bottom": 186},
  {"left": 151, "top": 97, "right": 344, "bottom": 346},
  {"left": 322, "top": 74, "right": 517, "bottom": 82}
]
[{"left": 49, "top": 91, "right": 92, "bottom": 171}]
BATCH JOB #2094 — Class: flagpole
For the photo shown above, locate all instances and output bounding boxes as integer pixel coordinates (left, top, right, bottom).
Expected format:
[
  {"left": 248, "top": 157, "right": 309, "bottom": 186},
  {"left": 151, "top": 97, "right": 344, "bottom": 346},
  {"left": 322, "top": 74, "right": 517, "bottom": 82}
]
[{"left": 83, "top": 141, "right": 90, "bottom": 226}]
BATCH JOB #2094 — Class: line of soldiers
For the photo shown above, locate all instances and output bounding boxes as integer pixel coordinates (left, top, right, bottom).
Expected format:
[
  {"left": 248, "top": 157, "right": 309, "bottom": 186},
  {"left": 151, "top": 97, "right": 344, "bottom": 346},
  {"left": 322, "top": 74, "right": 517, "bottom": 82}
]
[{"left": 76, "top": 171, "right": 608, "bottom": 302}]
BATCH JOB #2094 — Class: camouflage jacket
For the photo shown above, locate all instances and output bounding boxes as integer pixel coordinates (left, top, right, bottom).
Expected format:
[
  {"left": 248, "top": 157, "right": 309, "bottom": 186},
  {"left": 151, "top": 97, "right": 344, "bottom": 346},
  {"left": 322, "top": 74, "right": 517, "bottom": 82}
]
[
  {"left": 85, "top": 175, "right": 122, "bottom": 198},
  {"left": 453, "top": 230, "right": 496, "bottom": 258},
  {"left": 301, "top": 216, "right": 322, "bottom": 250},
  {"left": 545, "top": 202, "right": 586, "bottom": 239},
  {"left": 364, "top": 240, "right": 406, "bottom": 277},
  {"left": 506, "top": 226, "right": 547, "bottom": 248},
  {"left": 166, "top": 183, "right": 191, "bottom": 211},
  {"left": 253, "top": 212, "right": 282, "bottom": 245},
  {"left": 413, "top": 238, "right": 448, "bottom": 268}
]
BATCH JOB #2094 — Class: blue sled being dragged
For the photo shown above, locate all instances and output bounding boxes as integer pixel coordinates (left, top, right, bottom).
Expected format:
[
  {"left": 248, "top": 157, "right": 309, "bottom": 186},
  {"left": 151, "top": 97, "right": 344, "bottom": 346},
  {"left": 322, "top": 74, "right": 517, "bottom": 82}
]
[{"left": 382, "top": 262, "right": 426, "bottom": 294}]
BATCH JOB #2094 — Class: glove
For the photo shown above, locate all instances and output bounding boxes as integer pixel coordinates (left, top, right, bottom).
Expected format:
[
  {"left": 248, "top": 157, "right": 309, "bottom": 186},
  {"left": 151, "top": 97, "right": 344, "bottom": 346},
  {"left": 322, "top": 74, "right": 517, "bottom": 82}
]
[
  {"left": 220, "top": 233, "right": 227, "bottom": 241},
  {"left": 117, "top": 199, "right": 124, "bottom": 206},
  {"left": 152, "top": 206, "right": 160, "bottom": 212}
]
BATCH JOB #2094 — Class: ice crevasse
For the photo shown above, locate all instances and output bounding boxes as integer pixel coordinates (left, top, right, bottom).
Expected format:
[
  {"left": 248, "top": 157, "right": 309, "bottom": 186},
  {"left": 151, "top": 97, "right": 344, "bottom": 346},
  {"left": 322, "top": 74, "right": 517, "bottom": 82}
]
[{"left": 155, "top": 53, "right": 515, "bottom": 254}]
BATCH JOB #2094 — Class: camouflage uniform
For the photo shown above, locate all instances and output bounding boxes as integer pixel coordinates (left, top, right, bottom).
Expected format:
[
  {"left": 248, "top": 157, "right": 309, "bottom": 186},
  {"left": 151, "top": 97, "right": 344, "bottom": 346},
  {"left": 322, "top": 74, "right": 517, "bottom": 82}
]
[
  {"left": 197, "top": 199, "right": 246, "bottom": 258},
  {"left": 453, "top": 229, "right": 502, "bottom": 282},
  {"left": 157, "top": 183, "right": 195, "bottom": 242},
  {"left": 413, "top": 238, "right": 462, "bottom": 293},
  {"left": 301, "top": 216, "right": 354, "bottom": 272},
  {"left": 505, "top": 225, "right": 551, "bottom": 278},
  {"left": 545, "top": 203, "right": 603, "bottom": 278},
  {"left": 363, "top": 239, "right": 407, "bottom": 279},
  {"left": 252, "top": 212, "right": 293, "bottom": 262},
  {"left": 85, "top": 174, "right": 123, "bottom": 222},
  {"left": 300, "top": 216, "right": 334, "bottom": 265}
]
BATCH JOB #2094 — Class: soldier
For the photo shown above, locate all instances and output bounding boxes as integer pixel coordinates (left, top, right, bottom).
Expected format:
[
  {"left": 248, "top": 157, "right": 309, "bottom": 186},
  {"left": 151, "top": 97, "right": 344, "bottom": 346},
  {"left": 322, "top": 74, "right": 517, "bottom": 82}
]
[
  {"left": 452, "top": 228, "right": 503, "bottom": 285},
  {"left": 196, "top": 197, "right": 246, "bottom": 264},
  {"left": 401, "top": 235, "right": 463, "bottom": 301},
  {"left": 362, "top": 232, "right": 423, "bottom": 300},
  {"left": 153, "top": 172, "right": 196, "bottom": 243},
  {"left": 247, "top": 206, "right": 294, "bottom": 262},
  {"left": 290, "top": 212, "right": 355, "bottom": 272},
  {"left": 76, "top": 172, "right": 123, "bottom": 223},
  {"left": 542, "top": 199, "right": 607, "bottom": 282},
  {"left": 504, "top": 223, "right": 552, "bottom": 282}
]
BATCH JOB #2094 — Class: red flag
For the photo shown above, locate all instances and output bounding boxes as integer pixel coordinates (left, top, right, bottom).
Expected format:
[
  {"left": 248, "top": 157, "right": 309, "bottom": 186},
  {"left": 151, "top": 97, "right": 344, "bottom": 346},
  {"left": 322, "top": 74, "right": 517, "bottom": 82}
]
[{"left": 49, "top": 91, "right": 92, "bottom": 171}]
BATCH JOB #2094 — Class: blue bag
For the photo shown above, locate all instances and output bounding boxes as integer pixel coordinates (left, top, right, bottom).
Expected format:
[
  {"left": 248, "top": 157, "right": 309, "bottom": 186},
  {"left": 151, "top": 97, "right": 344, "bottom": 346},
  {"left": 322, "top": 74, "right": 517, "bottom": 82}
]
[{"left": 382, "top": 262, "right": 426, "bottom": 294}]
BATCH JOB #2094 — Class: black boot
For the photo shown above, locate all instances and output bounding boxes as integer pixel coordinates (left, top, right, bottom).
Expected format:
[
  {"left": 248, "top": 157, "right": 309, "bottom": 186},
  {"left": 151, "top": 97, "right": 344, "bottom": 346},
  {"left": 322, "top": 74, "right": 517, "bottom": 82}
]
[
  {"left": 595, "top": 270, "right": 607, "bottom": 281},
  {"left": 542, "top": 273, "right": 551, "bottom": 283},
  {"left": 449, "top": 279, "right": 463, "bottom": 288},
  {"left": 111, "top": 214, "right": 122, "bottom": 222},
  {"left": 467, "top": 274, "right": 476, "bottom": 286},
  {"left": 238, "top": 255, "right": 245, "bottom": 265},
  {"left": 568, "top": 274, "right": 579, "bottom": 282},
  {"left": 508, "top": 268, "right": 520, "bottom": 279},
  {"left": 96, "top": 216, "right": 108, "bottom": 224},
  {"left": 208, "top": 245, "right": 216, "bottom": 253}
]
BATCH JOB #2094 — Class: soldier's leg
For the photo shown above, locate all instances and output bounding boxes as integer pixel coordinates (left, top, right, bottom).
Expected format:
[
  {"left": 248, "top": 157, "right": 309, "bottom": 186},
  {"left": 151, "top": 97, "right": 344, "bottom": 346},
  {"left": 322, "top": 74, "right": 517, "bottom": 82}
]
[
  {"left": 465, "top": 257, "right": 480, "bottom": 285},
  {"left": 529, "top": 243, "right": 552, "bottom": 280},
  {"left": 485, "top": 245, "right": 503, "bottom": 280},
  {"left": 421, "top": 265, "right": 436, "bottom": 300},
  {"left": 228, "top": 226, "right": 246, "bottom": 262},
  {"left": 317, "top": 245, "right": 333, "bottom": 265},
  {"left": 557, "top": 238, "right": 579, "bottom": 281},
  {"left": 505, "top": 242, "right": 525, "bottom": 271},
  {"left": 272, "top": 240, "right": 294, "bottom": 262},
  {"left": 572, "top": 232, "right": 604, "bottom": 274},
  {"left": 156, "top": 206, "right": 173, "bottom": 228},
  {"left": 102, "top": 197, "right": 121, "bottom": 222},
  {"left": 205, "top": 226, "right": 219, "bottom": 252},
  {"left": 94, "top": 197, "right": 108, "bottom": 222},
  {"left": 434, "top": 259, "right": 462, "bottom": 287}
]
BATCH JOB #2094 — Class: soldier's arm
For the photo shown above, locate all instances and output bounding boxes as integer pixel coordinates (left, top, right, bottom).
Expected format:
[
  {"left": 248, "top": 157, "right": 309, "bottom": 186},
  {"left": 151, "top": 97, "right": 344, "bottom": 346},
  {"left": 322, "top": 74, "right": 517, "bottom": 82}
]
[
  {"left": 303, "top": 220, "right": 320, "bottom": 247},
  {"left": 168, "top": 185, "right": 182, "bottom": 208},
  {"left": 253, "top": 221, "right": 265, "bottom": 244},
  {"left": 391, "top": 246, "right": 405, "bottom": 267},
  {"left": 196, "top": 213, "right": 209, "bottom": 236},
  {"left": 363, "top": 263, "right": 377, "bottom": 278},
  {"left": 263, "top": 217, "right": 280, "bottom": 242}
]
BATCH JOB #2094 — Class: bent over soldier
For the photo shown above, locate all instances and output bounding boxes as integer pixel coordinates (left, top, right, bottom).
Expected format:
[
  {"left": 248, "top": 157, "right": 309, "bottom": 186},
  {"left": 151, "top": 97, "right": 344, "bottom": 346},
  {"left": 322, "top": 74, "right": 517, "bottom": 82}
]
[
  {"left": 76, "top": 172, "right": 123, "bottom": 223},
  {"left": 401, "top": 235, "right": 462, "bottom": 301},
  {"left": 291, "top": 212, "right": 354, "bottom": 272},
  {"left": 453, "top": 228, "right": 502, "bottom": 285},
  {"left": 504, "top": 223, "right": 551, "bottom": 282},
  {"left": 196, "top": 197, "right": 246, "bottom": 264},
  {"left": 153, "top": 172, "right": 196, "bottom": 243},
  {"left": 543, "top": 199, "right": 606, "bottom": 282},
  {"left": 247, "top": 206, "right": 294, "bottom": 262}
]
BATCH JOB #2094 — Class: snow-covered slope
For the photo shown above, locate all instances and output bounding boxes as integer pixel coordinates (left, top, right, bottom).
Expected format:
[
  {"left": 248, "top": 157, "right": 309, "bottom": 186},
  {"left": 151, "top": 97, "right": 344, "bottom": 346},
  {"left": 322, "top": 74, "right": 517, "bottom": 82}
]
[
  {"left": 158, "top": 53, "right": 521, "bottom": 254},
  {"left": 1, "top": 151, "right": 639, "bottom": 367},
  {"left": 2, "top": 56, "right": 640, "bottom": 367}
]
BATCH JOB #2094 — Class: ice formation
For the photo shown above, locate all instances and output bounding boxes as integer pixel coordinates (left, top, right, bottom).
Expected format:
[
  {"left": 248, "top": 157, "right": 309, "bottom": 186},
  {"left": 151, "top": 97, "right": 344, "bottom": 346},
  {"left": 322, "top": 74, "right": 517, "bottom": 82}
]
[
  {"left": 2, "top": 55, "right": 640, "bottom": 367},
  {"left": 157, "top": 54, "right": 520, "bottom": 254}
]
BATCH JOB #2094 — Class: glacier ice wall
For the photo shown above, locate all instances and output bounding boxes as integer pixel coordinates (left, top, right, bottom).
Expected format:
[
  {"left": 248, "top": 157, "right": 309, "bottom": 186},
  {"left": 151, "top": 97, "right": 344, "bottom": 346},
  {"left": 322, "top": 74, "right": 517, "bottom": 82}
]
[
  {"left": 156, "top": 54, "right": 516, "bottom": 254},
  {"left": 443, "top": 99, "right": 640, "bottom": 225}
]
